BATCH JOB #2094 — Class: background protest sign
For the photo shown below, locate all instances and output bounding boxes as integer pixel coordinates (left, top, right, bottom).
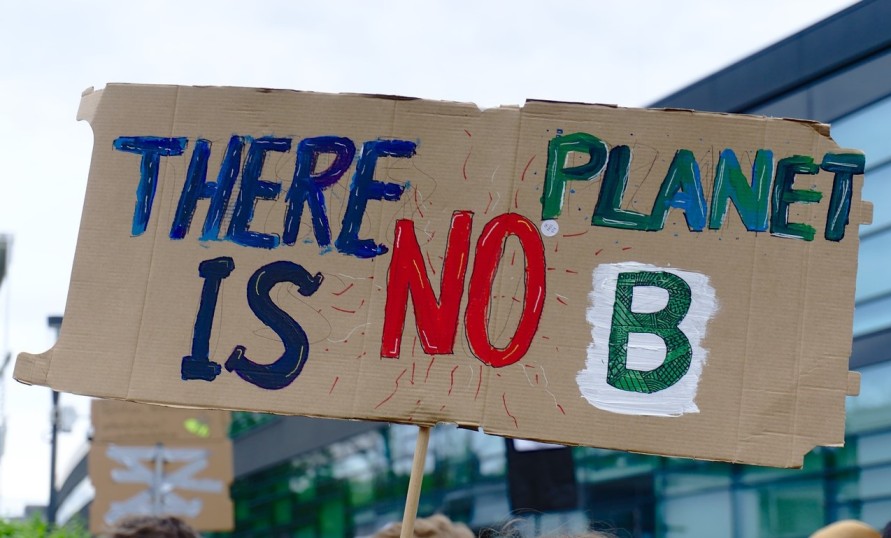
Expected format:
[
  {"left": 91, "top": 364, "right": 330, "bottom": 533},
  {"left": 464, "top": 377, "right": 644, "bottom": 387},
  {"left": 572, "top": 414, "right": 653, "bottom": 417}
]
[
  {"left": 88, "top": 399, "right": 233, "bottom": 533},
  {"left": 15, "top": 84, "right": 869, "bottom": 467}
]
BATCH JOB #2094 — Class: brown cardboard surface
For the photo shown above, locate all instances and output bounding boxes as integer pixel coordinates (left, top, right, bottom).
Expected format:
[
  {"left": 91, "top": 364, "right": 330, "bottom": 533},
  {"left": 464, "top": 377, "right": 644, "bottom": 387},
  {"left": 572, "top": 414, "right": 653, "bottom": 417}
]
[
  {"left": 92, "top": 399, "right": 230, "bottom": 442},
  {"left": 15, "top": 84, "right": 867, "bottom": 468},
  {"left": 88, "top": 440, "right": 233, "bottom": 533},
  {"left": 88, "top": 400, "right": 233, "bottom": 532}
]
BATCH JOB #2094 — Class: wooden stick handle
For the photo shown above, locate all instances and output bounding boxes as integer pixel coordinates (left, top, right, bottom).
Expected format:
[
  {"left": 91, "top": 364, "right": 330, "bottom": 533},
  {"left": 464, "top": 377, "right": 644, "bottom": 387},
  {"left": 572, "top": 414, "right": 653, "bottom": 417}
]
[{"left": 400, "top": 425, "right": 432, "bottom": 538}]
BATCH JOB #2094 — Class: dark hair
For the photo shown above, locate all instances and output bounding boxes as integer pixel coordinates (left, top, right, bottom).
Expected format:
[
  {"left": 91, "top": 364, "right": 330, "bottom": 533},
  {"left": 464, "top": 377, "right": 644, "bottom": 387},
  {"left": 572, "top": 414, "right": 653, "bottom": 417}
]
[
  {"left": 882, "top": 520, "right": 891, "bottom": 538},
  {"left": 106, "top": 516, "right": 202, "bottom": 538}
]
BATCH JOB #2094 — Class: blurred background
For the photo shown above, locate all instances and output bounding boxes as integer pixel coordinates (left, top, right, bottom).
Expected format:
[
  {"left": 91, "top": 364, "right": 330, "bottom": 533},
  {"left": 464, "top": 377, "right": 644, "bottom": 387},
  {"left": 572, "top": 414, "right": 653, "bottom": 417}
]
[{"left": 3, "top": 1, "right": 891, "bottom": 536}]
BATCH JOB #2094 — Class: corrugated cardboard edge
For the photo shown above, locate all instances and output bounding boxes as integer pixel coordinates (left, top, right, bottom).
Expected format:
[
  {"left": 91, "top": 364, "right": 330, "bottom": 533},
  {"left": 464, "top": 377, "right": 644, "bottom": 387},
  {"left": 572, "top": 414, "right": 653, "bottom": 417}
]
[
  {"left": 846, "top": 371, "right": 861, "bottom": 397},
  {"left": 12, "top": 349, "right": 51, "bottom": 386},
  {"left": 78, "top": 86, "right": 103, "bottom": 122}
]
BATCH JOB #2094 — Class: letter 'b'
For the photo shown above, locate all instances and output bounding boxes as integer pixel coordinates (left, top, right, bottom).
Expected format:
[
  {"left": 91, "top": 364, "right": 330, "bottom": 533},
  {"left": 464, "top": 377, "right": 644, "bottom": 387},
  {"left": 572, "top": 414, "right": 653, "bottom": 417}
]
[
  {"left": 607, "top": 271, "right": 692, "bottom": 393},
  {"left": 576, "top": 262, "right": 718, "bottom": 417}
]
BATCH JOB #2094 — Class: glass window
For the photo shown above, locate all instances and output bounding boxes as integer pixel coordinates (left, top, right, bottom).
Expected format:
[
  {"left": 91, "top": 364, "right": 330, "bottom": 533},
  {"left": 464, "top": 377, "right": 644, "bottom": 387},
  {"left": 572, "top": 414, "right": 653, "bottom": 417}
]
[
  {"left": 860, "top": 162, "right": 891, "bottom": 234},
  {"left": 861, "top": 499, "right": 891, "bottom": 532},
  {"left": 660, "top": 490, "right": 732, "bottom": 538},
  {"left": 737, "top": 481, "right": 824, "bottom": 538},
  {"left": 855, "top": 230, "right": 891, "bottom": 302},
  {"left": 832, "top": 93, "right": 891, "bottom": 169},
  {"left": 846, "top": 361, "right": 891, "bottom": 433},
  {"left": 852, "top": 294, "right": 891, "bottom": 336},
  {"left": 660, "top": 464, "right": 731, "bottom": 496},
  {"left": 855, "top": 431, "right": 891, "bottom": 466}
]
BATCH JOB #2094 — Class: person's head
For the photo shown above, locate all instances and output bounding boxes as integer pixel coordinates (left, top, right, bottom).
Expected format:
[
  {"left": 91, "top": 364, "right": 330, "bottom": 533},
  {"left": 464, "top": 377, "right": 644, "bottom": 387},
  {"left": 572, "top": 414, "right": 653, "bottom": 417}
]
[
  {"left": 373, "top": 514, "right": 474, "bottom": 538},
  {"left": 487, "top": 519, "right": 617, "bottom": 538},
  {"left": 810, "top": 520, "right": 881, "bottom": 538},
  {"left": 106, "top": 515, "right": 202, "bottom": 538},
  {"left": 882, "top": 520, "right": 891, "bottom": 538}
]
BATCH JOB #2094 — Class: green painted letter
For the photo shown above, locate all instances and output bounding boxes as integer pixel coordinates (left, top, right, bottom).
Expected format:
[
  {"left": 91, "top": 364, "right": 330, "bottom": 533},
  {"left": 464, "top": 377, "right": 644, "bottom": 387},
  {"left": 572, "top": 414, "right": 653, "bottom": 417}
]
[
  {"left": 591, "top": 145, "right": 652, "bottom": 230},
  {"left": 709, "top": 149, "right": 773, "bottom": 231},
  {"left": 542, "top": 132, "right": 608, "bottom": 219},
  {"left": 770, "top": 155, "right": 822, "bottom": 241},
  {"left": 822, "top": 152, "right": 865, "bottom": 241},
  {"left": 607, "top": 271, "right": 693, "bottom": 394}
]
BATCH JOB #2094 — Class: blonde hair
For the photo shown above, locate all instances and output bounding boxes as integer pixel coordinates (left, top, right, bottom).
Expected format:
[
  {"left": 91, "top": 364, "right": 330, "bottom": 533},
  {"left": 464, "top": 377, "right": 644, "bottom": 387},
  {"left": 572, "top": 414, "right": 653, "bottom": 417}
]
[
  {"left": 372, "top": 514, "right": 474, "bottom": 538},
  {"left": 810, "top": 520, "right": 881, "bottom": 538}
]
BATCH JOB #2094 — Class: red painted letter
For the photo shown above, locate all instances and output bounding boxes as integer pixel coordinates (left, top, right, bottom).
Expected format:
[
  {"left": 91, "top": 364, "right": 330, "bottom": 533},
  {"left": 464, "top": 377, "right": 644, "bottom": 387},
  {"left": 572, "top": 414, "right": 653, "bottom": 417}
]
[
  {"left": 381, "top": 211, "right": 474, "bottom": 358},
  {"left": 465, "top": 213, "right": 546, "bottom": 367}
]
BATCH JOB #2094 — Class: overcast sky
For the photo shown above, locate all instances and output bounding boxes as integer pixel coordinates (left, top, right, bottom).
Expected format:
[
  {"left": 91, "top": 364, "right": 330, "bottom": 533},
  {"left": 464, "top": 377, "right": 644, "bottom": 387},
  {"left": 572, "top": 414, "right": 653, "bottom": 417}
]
[{"left": 0, "top": 0, "right": 859, "bottom": 517}]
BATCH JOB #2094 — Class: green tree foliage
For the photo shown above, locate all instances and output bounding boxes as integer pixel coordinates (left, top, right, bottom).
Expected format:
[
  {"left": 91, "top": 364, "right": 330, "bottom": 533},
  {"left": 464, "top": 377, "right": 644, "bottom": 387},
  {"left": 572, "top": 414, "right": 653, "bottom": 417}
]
[{"left": 0, "top": 516, "right": 91, "bottom": 538}]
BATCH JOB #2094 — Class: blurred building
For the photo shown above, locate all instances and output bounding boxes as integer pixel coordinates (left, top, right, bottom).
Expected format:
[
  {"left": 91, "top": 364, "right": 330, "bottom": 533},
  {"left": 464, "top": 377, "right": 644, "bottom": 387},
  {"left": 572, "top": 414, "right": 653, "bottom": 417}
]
[{"left": 55, "top": 1, "right": 891, "bottom": 536}]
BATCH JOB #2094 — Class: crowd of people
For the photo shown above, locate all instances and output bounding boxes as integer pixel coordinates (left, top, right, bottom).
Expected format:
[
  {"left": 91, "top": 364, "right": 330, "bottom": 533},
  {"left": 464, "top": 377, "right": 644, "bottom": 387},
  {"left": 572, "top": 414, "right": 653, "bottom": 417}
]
[{"left": 102, "top": 514, "right": 891, "bottom": 537}]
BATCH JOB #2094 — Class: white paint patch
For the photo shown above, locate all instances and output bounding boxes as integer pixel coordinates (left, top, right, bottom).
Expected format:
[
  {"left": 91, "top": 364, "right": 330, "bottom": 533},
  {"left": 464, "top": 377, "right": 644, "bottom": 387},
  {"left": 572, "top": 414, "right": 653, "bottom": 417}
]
[
  {"left": 540, "top": 219, "right": 559, "bottom": 237},
  {"left": 577, "top": 262, "right": 718, "bottom": 417}
]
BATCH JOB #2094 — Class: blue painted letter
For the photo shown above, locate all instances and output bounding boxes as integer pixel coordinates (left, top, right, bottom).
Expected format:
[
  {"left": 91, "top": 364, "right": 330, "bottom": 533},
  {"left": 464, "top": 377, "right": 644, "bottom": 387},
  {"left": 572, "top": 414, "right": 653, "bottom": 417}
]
[
  {"left": 335, "top": 139, "right": 414, "bottom": 258},
  {"left": 224, "top": 261, "right": 324, "bottom": 390},
  {"left": 649, "top": 150, "right": 707, "bottom": 232},
  {"left": 181, "top": 257, "right": 235, "bottom": 382},
  {"left": 114, "top": 136, "right": 187, "bottom": 236},
  {"left": 227, "top": 136, "right": 292, "bottom": 249},
  {"left": 283, "top": 136, "right": 356, "bottom": 249}
]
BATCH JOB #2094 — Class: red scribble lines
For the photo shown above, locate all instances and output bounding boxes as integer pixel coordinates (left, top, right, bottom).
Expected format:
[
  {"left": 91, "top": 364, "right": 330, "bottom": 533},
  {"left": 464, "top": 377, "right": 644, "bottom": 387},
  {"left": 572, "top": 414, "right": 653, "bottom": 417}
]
[
  {"left": 511, "top": 296, "right": 521, "bottom": 303},
  {"left": 464, "top": 129, "right": 472, "bottom": 137},
  {"left": 565, "top": 269, "right": 578, "bottom": 274},
  {"left": 511, "top": 252, "right": 516, "bottom": 266},
  {"left": 448, "top": 365, "right": 459, "bottom": 396},
  {"left": 411, "top": 362, "right": 416, "bottom": 385},
  {"left": 463, "top": 149, "right": 472, "bottom": 180},
  {"left": 412, "top": 336, "right": 417, "bottom": 357},
  {"left": 475, "top": 367, "right": 483, "bottom": 400},
  {"left": 514, "top": 190, "right": 519, "bottom": 209},
  {"left": 595, "top": 248, "right": 604, "bottom": 256},
  {"left": 408, "top": 399, "right": 422, "bottom": 421},
  {"left": 535, "top": 373, "right": 539, "bottom": 384},
  {"left": 556, "top": 296, "right": 568, "bottom": 306},
  {"left": 554, "top": 241, "right": 559, "bottom": 253},
  {"left": 556, "top": 404, "right": 566, "bottom": 415},
  {"left": 562, "top": 230, "right": 588, "bottom": 238},
  {"left": 331, "top": 283, "right": 354, "bottom": 296},
  {"left": 622, "top": 246, "right": 632, "bottom": 251},
  {"left": 328, "top": 376, "right": 340, "bottom": 395},
  {"left": 374, "top": 368, "right": 408, "bottom": 409},
  {"left": 484, "top": 192, "right": 493, "bottom": 214},
  {"left": 502, "top": 393, "right": 518, "bottom": 429},
  {"left": 520, "top": 155, "right": 536, "bottom": 182},
  {"left": 331, "top": 299, "right": 365, "bottom": 314},
  {"left": 414, "top": 188, "right": 425, "bottom": 218},
  {"left": 425, "top": 357, "right": 436, "bottom": 383},
  {"left": 426, "top": 251, "right": 436, "bottom": 275}
]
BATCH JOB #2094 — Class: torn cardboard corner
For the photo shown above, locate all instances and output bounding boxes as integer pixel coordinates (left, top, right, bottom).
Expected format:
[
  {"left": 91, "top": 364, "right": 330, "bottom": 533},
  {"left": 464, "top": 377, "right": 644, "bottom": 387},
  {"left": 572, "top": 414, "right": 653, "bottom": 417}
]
[
  {"left": 89, "top": 399, "right": 233, "bottom": 533},
  {"left": 15, "top": 83, "right": 868, "bottom": 468}
]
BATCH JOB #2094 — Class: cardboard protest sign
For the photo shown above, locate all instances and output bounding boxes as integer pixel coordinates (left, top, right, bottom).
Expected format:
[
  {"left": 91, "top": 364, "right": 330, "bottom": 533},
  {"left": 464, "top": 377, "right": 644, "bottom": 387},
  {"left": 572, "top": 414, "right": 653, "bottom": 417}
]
[
  {"left": 16, "top": 84, "right": 869, "bottom": 467},
  {"left": 88, "top": 400, "right": 233, "bottom": 533}
]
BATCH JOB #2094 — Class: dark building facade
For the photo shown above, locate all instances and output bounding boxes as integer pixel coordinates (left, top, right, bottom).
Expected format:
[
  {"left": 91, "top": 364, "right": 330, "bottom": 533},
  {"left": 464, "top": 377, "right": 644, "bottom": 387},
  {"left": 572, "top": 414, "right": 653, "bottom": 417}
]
[{"left": 57, "top": 2, "right": 891, "bottom": 536}]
